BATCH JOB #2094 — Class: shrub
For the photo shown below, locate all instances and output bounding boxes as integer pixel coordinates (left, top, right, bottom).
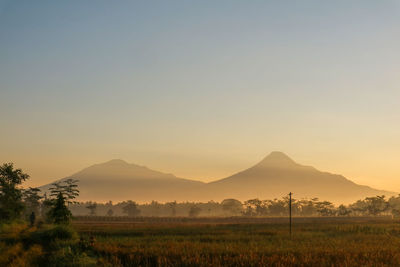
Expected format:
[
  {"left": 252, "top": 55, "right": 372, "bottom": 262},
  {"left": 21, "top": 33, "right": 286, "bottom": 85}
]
[{"left": 26, "top": 225, "right": 78, "bottom": 249}]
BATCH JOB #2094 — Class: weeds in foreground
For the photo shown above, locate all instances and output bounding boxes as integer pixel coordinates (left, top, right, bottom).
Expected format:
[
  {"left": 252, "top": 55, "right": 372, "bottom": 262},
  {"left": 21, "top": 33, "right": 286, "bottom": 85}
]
[{"left": 0, "top": 222, "right": 97, "bottom": 267}]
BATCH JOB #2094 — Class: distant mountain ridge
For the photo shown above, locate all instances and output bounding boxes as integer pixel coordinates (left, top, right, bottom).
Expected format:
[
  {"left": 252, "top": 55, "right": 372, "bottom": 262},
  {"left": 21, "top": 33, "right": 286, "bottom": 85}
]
[
  {"left": 39, "top": 159, "right": 204, "bottom": 202},
  {"left": 39, "top": 152, "right": 395, "bottom": 204},
  {"left": 200, "top": 152, "right": 392, "bottom": 203}
]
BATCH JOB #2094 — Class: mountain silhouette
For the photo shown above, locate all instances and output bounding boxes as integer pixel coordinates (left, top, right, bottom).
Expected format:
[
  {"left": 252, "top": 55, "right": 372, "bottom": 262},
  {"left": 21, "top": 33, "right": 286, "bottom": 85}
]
[
  {"left": 199, "top": 152, "right": 393, "bottom": 203},
  {"left": 39, "top": 152, "right": 395, "bottom": 203},
  {"left": 39, "top": 159, "right": 204, "bottom": 202}
]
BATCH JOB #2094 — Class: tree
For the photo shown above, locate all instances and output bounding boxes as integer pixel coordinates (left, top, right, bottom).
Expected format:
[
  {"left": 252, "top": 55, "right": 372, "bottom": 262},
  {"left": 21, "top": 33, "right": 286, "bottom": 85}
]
[
  {"left": 0, "top": 163, "right": 29, "bottom": 221},
  {"left": 86, "top": 203, "right": 97, "bottom": 216},
  {"left": 349, "top": 199, "right": 368, "bottom": 216},
  {"left": 364, "top": 195, "right": 388, "bottom": 216},
  {"left": 188, "top": 205, "right": 201, "bottom": 217},
  {"left": 107, "top": 208, "right": 114, "bottom": 216},
  {"left": 388, "top": 195, "right": 400, "bottom": 217},
  {"left": 167, "top": 201, "right": 177, "bottom": 216},
  {"left": 122, "top": 201, "right": 141, "bottom": 217},
  {"left": 337, "top": 204, "right": 352, "bottom": 216},
  {"left": 315, "top": 201, "right": 335, "bottom": 216},
  {"left": 47, "top": 192, "right": 72, "bottom": 224},
  {"left": 298, "top": 198, "right": 319, "bottom": 216},
  {"left": 23, "top": 187, "right": 43, "bottom": 218},
  {"left": 243, "top": 199, "right": 267, "bottom": 216},
  {"left": 149, "top": 200, "right": 161, "bottom": 216},
  {"left": 221, "top": 199, "right": 243, "bottom": 215},
  {"left": 46, "top": 179, "right": 79, "bottom": 223},
  {"left": 265, "top": 198, "right": 287, "bottom": 216},
  {"left": 49, "top": 179, "right": 80, "bottom": 205}
]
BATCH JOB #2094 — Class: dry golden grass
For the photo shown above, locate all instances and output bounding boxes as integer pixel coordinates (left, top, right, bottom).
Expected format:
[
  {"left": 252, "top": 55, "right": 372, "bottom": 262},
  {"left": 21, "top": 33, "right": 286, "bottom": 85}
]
[{"left": 73, "top": 217, "right": 400, "bottom": 266}]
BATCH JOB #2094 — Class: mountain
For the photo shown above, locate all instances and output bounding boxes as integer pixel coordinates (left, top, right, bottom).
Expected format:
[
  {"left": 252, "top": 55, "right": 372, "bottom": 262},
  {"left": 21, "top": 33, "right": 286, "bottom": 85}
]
[
  {"left": 195, "top": 152, "right": 394, "bottom": 203},
  {"left": 39, "top": 153, "right": 395, "bottom": 204},
  {"left": 39, "top": 159, "right": 204, "bottom": 202}
]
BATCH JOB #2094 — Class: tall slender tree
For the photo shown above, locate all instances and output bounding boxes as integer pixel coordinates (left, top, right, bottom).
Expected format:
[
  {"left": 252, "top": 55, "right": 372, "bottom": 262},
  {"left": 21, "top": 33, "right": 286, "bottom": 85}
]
[
  {"left": 47, "top": 179, "right": 79, "bottom": 224},
  {"left": 47, "top": 192, "right": 72, "bottom": 224},
  {"left": 49, "top": 178, "right": 79, "bottom": 204}
]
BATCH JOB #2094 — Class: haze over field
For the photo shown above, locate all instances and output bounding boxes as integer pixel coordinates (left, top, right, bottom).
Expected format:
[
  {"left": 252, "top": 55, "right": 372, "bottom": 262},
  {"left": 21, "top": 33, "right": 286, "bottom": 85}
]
[
  {"left": 1, "top": 1, "right": 400, "bottom": 193},
  {"left": 40, "top": 152, "right": 395, "bottom": 204}
]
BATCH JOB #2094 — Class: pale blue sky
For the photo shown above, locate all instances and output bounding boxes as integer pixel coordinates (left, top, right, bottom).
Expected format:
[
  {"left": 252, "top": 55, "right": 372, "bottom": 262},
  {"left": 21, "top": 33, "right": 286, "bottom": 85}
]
[{"left": 1, "top": 1, "right": 400, "bottom": 190}]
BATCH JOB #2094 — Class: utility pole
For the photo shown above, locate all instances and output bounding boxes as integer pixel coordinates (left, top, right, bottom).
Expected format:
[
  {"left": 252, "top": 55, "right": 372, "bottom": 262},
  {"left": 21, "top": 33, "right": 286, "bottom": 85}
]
[{"left": 289, "top": 192, "right": 292, "bottom": 236}]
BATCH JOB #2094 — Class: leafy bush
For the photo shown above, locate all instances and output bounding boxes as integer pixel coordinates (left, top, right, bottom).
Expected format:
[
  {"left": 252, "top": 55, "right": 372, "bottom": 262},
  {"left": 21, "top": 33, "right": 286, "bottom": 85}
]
[
  {"left": 26, "top": 224, "right": 78, "bottom": 248},
  {"left": 1, "top": 223, "right": 98, "bottom": 267}
]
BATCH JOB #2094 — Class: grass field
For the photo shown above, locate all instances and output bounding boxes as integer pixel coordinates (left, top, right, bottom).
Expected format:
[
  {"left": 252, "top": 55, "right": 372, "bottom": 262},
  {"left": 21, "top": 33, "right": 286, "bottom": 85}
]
[{"left": 72, "top": 217, "right": 400, "bottom": 266}]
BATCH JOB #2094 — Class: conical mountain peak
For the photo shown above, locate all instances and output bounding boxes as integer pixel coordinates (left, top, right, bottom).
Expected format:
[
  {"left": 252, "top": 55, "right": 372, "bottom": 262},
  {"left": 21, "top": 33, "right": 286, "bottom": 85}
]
[
  {"left": 104, "top": 159, "right": 129, "bottom": 165},
  {"left": 256, "top": 151, "right": 298, "bottom": 168}
]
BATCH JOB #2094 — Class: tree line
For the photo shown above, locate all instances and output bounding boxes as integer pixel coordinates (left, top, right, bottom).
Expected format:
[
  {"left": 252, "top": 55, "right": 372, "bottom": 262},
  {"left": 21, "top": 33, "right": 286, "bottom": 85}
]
[{"left": 68, "top": 195, "right": 399, "bottom": 217}]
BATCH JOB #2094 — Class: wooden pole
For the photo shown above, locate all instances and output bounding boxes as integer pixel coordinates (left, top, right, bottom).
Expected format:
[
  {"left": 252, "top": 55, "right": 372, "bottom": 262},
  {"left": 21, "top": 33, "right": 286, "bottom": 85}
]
[{"left": 289, "top": 192, "right": 292, "bottom": 236}]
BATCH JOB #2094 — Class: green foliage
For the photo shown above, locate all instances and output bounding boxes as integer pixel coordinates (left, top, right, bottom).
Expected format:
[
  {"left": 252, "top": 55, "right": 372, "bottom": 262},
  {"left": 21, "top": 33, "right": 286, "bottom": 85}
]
[
  {"left": 26, "top": 224, "right": 78, "bottom": 248},
  {"left": 45, "top": 179, "right": 79, "bottom": 224},
  {"left": 0, "top": 223, "right": 97, "bottom": 267},
  {"left": 44, "top": 249, "right": 97, "bottom": 267},
  {"left": 49, "top": 178, "right": 80, "bottom": 205},
  {"left": 47, "top": 192, "right": 72, "bottom": 224},
  {"left": 0, "top": 163, "right": 29, "bottom": 222}
]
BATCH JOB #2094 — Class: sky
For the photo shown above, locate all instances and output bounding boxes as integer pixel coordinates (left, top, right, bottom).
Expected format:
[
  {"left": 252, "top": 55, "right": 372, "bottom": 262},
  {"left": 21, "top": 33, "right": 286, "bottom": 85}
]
[{"left": 1, "top": 0, "right": 400, "bottom": 190}]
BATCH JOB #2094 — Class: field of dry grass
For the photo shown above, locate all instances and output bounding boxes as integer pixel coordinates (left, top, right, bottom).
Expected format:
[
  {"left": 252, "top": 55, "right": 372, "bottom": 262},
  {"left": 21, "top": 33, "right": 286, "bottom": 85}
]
[{"left": 72, "top": 217, "right": 400, "bottom": 266}]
